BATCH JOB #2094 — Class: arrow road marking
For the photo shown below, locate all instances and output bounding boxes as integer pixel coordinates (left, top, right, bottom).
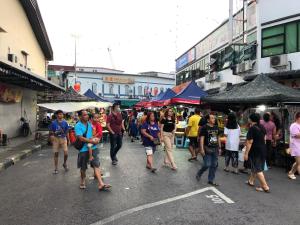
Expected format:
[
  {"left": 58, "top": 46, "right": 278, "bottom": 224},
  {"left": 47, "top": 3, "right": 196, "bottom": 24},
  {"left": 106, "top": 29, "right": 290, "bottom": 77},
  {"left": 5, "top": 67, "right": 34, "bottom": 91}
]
[{"left": 90, "top": 187, "right": 234, "bottom": 225}]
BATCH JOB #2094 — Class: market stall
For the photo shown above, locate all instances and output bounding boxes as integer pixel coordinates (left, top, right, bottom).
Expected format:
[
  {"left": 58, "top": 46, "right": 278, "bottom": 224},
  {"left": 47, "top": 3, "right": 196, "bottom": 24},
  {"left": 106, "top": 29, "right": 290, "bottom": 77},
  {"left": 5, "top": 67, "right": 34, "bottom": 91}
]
[
  {"left": 170, "top": 80, "right": 207, "bottom": 105},
  {"left": 203, "top": 74, "right": 300, "bottom": 169},
  {"left": 83, "top": 89, "right": 110, "bottom": 102}
]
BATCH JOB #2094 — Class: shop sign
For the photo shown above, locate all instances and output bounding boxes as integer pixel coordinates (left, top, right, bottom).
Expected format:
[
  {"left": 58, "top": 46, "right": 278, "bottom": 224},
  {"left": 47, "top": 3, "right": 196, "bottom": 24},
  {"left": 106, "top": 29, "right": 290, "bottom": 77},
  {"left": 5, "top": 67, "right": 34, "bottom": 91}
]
[
  {"left": 176, "top": 48, "right": 195, "bottom": 71},
  {"left": 103, "top": 77, "right": 135, "bottom": 84},
  {"left": 0, "top": 84, "right": 23, "bottom": 103}
]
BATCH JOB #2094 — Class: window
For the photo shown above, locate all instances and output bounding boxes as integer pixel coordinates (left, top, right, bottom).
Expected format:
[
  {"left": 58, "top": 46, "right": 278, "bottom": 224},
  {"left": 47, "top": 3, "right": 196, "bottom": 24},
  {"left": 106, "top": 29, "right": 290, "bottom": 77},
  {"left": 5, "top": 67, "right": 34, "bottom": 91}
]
[
  {"left": 286, "top": 23, "right": 297, "bottom": 53},
  {"left": 21, "top": 50, "right": 28, "bottom": 68},
  {"left": 262, "top": 20, "right": 300, "bottom": 57},
  {"left": 125, "top": 85, "right": 129, "bottom": 95},
  {"left": 138, "top": 86, "right": 142, "bottom": 95},
  {"left": 109, "top": 84, "right": 114, "bottom": 94},
  {"left": 92, "top": 83, "right": 97, "bottom": 93}
]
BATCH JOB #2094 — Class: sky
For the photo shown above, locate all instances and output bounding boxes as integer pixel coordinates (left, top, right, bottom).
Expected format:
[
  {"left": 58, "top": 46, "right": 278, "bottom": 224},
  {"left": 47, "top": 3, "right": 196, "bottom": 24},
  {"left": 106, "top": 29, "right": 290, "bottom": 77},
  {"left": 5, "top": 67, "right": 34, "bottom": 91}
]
[{"left": 38, "top": 0, "right": 243, "bottom": 74}]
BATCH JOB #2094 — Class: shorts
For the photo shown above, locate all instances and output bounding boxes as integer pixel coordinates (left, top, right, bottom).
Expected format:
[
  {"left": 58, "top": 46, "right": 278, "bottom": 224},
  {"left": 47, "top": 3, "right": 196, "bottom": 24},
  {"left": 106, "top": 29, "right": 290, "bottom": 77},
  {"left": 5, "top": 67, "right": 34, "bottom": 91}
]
[
  {"left": 188, "top": 137, "right": 199, "bottom": 148},
  {"left": 52, "top": 137, "right": 68, "bottom": 153},
  {"left": 145, "top": 146, "right": 156, "bottom": 156},
  {"left": 77, "top": 149, "right": 100, "bottom": 171}
]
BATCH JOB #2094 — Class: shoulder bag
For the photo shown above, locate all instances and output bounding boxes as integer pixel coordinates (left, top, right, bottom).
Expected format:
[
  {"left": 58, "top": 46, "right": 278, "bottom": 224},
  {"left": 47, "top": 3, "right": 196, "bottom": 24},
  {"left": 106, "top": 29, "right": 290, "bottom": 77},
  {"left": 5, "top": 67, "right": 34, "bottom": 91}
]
[{"left": 73, "top": 123, "right": 89, "bottom": 151}]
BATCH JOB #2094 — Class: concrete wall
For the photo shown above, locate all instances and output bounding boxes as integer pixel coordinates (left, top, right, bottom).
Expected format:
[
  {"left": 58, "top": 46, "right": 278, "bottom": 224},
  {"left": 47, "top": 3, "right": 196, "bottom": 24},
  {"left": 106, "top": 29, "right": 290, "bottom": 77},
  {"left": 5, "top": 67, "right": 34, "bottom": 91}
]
[
  {"left": 196, "top": 69, "right": 244, "bottom": 91},
  {"left": 259, "top": 0, "right": 300, "bottom": 24},
  {"left": 256, "top": 0, "right": 300, "bottom": 74},
  {"left": 0, "top": 85, "right": 37, "bottom": 138},
  {"left": 0, "top": 0, "right": 46, "bottom": 77}
]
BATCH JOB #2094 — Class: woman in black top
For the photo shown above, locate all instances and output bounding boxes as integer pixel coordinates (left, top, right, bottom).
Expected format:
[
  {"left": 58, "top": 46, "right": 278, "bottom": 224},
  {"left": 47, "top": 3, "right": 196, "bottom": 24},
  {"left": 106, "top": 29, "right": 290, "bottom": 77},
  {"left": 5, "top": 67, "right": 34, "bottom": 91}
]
[
  {"left": 161, "top": 108, "right": 177, "bottom": 170},
  {"left": 244, "top": 113, "right": 270, "bottom": 193}
]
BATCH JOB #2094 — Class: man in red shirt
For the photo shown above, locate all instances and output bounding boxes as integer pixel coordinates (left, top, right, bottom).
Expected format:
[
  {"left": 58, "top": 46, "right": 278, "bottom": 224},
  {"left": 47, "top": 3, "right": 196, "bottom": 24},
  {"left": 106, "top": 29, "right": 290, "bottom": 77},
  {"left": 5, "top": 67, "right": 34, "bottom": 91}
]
[{"left": 107, "top": 103, "right": 125, "bottom": 165}]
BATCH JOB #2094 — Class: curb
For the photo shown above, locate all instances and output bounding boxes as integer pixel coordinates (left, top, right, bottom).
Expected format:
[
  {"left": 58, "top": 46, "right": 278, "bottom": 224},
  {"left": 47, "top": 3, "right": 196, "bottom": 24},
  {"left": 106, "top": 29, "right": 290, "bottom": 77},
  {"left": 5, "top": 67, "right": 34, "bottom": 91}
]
[{"left": 0, "top": 141, "right": 48, "bottom": 173}]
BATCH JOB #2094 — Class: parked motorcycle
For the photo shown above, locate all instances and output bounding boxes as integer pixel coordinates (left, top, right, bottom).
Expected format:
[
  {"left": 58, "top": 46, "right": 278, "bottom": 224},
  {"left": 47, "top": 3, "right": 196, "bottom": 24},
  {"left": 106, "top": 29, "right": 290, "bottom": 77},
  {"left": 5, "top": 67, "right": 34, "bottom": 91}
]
[{"left": 20, "top": 117, "right": 31, "bottom": 137}]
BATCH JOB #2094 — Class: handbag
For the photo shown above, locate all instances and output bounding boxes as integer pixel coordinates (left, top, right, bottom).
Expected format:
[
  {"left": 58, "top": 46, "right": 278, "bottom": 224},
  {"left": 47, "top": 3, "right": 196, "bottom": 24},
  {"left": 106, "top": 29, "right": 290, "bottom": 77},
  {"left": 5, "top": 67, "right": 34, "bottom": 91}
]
[{"left": 73, "top": 123, "right": 89, "bottom": 151}]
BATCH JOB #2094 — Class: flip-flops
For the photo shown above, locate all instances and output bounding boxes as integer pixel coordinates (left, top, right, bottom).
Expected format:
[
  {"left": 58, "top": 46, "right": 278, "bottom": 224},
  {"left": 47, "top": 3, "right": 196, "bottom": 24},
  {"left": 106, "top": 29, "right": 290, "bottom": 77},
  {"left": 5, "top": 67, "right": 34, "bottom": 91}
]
[
  {"left": 79, "top": 184, "right": 86, "bottom": 189},
  {"left": 256, "top": 187, "right": 270, "bottom": 193},
  {"left": 53, "top": 169, "right": 58, "bottom": 175},
  {"left": 288, "top": 173, "right": 297, "bottom": 180},
  {"left": 99, "top": 184, "right": 112, "bottom": 191},
  {"left": 245, "top": 181, "right": 255, "bottom": 187}
]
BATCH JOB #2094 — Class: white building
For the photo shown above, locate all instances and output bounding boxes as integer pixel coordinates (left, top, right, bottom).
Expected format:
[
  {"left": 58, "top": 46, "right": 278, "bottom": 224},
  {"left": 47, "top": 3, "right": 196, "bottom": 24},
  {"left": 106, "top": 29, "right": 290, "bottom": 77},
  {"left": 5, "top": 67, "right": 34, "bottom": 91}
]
[
  {"left": 176, "top": 0, "right": 300, "bottom": 91},
  {"left": 48, "top": 65, "right": 175, "bottom": 100}
]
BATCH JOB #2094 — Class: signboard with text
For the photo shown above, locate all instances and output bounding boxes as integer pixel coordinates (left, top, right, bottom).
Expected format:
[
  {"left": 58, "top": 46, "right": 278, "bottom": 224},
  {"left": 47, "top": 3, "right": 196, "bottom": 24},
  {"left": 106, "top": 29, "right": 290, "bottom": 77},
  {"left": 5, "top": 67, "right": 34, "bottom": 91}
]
[{"left": 103, "top": 76, "right": 135, "bottom": 84}]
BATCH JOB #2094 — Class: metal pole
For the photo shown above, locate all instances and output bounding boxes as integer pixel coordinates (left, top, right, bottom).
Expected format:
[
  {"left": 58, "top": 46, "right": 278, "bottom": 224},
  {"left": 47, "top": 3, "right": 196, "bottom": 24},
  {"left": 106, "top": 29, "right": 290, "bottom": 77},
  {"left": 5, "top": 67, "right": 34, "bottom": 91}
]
[
  {"left": 74, "top": 37, "right": 77, "bottom": 83},
  {"left": 228, "top": 0, "right": 233, "bottom": 44}
]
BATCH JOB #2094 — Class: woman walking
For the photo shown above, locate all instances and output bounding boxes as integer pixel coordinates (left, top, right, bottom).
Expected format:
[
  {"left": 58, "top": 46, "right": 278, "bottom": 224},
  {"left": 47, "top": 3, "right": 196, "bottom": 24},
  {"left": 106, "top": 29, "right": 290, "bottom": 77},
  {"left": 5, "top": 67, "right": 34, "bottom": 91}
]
[
  {"left": 224, "top": 113, "right": 240, "bottom": 174},
  {"left": 288, "top": 112, "right": 300, "bottom": 180},
  {"left": 244, "top": 113, "right": 270, "bottom": 193},
  {"left": 161, "top": 108, "right": 177, "bottom": 170},
  {"left": 141, "top": 112, "right": 161, "bottom": 173}
]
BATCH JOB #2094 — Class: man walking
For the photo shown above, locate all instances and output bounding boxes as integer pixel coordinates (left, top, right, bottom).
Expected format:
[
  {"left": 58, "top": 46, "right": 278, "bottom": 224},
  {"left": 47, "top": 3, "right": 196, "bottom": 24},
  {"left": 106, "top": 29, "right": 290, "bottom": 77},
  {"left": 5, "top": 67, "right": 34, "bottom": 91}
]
[
  {"left": 196, "top": 114, "right": 221, "bottom": 186},
  {"left": 49, "top": 110, "right": 70, "bottom": 174},
  {"left": 75, "top": 110, "right": 111, "bottom": 191},
  {"left": 107, "top": 103, "right": 125, "bottom": 165},
  {"left": 186, "top": 108, "right": 201, "bottom": 161}
]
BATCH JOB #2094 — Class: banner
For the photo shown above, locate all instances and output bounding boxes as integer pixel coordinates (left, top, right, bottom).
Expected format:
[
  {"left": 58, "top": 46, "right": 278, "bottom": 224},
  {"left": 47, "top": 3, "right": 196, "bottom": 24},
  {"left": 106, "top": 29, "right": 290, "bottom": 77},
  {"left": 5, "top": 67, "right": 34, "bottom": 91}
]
[{"left": 0, "top": 84, "right": 23, "bottom": 103}]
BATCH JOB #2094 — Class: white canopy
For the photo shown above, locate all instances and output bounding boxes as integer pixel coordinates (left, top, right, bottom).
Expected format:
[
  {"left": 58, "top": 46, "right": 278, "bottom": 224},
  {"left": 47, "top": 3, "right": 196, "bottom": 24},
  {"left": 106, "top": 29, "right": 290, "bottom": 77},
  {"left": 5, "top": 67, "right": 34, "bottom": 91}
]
[{"left": 37, "top": 101, "right": 112, "bottom": 113}]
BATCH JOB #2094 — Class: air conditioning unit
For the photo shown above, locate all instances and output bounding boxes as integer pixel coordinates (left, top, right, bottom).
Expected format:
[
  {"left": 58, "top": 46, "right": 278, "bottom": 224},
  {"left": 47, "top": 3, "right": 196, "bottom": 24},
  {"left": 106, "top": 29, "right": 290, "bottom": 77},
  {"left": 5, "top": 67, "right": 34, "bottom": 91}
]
[
  {"left": 244, "top": 60, "right": 253, "bottom": 71},
  {"left": 197, "top": 81, "right": 205, "bottom": 89},
  {"left": 205, "top": 72, "right": 220, "bottom": 82},
  {"left": 238, "top": 63, "right": 246, "bottom": 73},
  {"left": 8, "top": 54, "right": 14, "bottom": 62},
  {"left": 270, "top": 55, "right": 288, "bottom": 68}
]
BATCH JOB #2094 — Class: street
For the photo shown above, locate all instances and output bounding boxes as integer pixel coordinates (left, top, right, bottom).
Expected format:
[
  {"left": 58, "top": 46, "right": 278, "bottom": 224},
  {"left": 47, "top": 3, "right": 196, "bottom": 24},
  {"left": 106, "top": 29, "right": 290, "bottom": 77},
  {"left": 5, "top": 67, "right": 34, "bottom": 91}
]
[{"left": 0, "top": 136, "right": 299, "bottom": 225}]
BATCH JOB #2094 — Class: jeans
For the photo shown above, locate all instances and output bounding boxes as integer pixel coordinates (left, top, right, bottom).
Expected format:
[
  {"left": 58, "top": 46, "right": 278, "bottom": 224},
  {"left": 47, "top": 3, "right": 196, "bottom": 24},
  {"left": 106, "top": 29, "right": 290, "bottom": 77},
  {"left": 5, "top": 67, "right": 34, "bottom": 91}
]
[
  {"left": 224, "top": 150, "right": 238, "bottom": 168},
  {"left": 110, "top": 134, "right": 123, "bottom": 161},
  {"left": 197, "top": 150, "right": 218, "bottom": 182}
]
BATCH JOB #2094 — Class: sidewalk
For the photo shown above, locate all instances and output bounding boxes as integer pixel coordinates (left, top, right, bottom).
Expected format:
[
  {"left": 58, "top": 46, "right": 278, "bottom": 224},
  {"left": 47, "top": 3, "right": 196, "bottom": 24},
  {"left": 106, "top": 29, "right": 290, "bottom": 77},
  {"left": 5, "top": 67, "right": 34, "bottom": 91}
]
[{"left": 0, "top": 131, "right": 49, "bottom": 172}]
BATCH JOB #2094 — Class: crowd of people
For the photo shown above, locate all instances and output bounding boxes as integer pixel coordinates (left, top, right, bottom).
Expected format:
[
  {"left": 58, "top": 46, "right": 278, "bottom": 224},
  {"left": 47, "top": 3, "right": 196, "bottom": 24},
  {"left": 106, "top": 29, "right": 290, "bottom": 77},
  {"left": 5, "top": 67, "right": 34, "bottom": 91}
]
[{"left": 48, "top": 104, "right": 300, "bottom": 194}]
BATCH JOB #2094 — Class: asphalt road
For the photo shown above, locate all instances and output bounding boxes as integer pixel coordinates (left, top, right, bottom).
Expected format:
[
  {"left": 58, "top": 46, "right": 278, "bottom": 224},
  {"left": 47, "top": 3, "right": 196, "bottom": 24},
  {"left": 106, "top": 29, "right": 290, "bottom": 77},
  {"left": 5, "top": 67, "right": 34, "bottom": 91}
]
[{"left": 0, "top": 136, "right": 299, "bottom": 225}]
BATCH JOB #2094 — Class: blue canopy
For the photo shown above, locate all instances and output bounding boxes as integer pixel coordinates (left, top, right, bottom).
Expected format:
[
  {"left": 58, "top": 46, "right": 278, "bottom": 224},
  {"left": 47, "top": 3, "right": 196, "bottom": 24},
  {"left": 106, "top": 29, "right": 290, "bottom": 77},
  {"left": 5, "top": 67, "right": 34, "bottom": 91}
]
[
  {"left": 83, "top": 89, "right": 109, "bottom": 102},
  {"left": 151, "top": 91, "right": 165, "bottom": 101},
  {"left": 171, "top": 81, "right": 207, "bottom": 105},
  {"left": 159, "top": 88, "right": 176, "bottom": 101}
]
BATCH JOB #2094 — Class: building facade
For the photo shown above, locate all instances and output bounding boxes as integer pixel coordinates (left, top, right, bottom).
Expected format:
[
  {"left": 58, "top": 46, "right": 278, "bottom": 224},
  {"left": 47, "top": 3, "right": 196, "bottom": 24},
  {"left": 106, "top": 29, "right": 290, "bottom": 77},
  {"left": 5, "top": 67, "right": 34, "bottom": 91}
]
[
  {"left": 48, "top": 65, "right": 175, "bottom": 99},
  {"left": 175, "top": 0, "right": 300, "bottom": 91},
  {"left": 0, "top": 0, "right": 62, "bottom": 138}
]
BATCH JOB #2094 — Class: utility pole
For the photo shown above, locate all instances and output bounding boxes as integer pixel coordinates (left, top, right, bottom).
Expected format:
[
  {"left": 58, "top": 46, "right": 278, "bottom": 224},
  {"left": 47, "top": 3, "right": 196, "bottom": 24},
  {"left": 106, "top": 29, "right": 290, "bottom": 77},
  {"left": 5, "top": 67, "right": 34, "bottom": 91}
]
[
  {"left": 228, "top": 0, "right": 233, "bottom": 44},
  {"left": 107, "top": 47, "right": 116, "bottom": 69},
  {"left": 71, "top": 34, "right": 80, "bottom": 83}
]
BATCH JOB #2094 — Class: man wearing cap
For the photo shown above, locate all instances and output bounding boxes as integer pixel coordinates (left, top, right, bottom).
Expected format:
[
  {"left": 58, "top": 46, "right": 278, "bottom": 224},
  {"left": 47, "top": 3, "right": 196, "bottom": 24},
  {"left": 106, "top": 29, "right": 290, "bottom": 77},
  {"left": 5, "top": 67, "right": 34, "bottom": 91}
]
[{"left": 107, "top": 103, "right": 125, "bottom": 165}]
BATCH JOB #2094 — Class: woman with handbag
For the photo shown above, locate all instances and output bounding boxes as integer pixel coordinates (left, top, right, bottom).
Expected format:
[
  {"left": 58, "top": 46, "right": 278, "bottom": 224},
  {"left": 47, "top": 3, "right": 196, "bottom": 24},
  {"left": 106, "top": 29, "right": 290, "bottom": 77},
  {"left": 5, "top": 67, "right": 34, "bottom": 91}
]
[
  {"left": 141, "top": 112, "right": 161, "bottom": 173},
  {"left": 244, "top": 113, "right": 270, "bottom": 193},
  {"left": 160, "top": 108, "right": 177, "bottom": 170}
]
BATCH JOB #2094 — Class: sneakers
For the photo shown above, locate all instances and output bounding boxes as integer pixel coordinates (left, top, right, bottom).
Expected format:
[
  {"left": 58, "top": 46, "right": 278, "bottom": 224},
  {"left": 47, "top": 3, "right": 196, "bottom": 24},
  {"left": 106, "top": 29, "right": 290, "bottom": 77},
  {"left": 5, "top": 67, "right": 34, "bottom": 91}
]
[
  {"left": 208, "top": 181, "right": 219, "bottom": 186},
  {"left": 112, "top": 160, "right": 118, "bottom": 165}
]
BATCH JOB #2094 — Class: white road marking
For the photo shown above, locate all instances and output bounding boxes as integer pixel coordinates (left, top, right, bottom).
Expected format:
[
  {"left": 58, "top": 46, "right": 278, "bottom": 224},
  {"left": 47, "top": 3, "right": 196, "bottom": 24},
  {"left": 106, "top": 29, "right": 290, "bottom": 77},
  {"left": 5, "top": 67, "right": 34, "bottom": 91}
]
[{"left": 90, "top": 187, "right": 234, "bottom": 225}]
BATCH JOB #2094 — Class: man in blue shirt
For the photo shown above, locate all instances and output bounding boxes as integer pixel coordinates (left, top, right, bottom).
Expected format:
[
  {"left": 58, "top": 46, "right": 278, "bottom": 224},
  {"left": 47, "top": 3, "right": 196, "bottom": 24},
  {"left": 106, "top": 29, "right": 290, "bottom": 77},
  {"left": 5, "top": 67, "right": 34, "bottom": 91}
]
[
  {"left": 49, "top": 110, "right": 70, "bottom": 174},
  {"left": 75, "top": 110, "right": 111, "bottom": 191}
]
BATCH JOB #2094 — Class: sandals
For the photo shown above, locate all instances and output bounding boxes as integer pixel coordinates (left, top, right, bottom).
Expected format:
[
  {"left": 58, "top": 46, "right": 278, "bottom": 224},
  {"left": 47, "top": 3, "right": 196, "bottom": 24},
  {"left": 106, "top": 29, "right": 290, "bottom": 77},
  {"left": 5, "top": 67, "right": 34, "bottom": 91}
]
[
  {"left": 63, "top": 164, "right": 69, "bottom": 172},
  {"left": 288, "top": 173, "right": 297, "bottom": 180},
  {"left": 188, "top": 157, "right": 198, "bottom": 162},
  {"left": 223, "top": 168, "right": 230, "bottom": 172},
  {"left": 245, "top": 181, "right": 254, "bottom": 187},
  {"left": 99, "top": 184, "right": 112, "bottom": 191},
  {"left": 79, "top": 184, "right": 86, "bottom": 189},
  {"left": 53, "top": 169, "right": 58, "bottom": 175},
  {"left": 256, "top": 187, "right": 270, "bottom": 193}
]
